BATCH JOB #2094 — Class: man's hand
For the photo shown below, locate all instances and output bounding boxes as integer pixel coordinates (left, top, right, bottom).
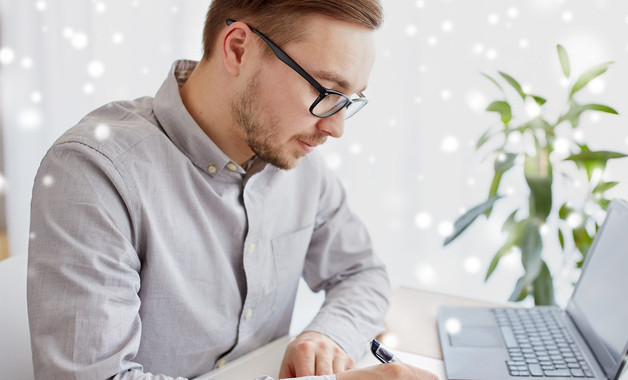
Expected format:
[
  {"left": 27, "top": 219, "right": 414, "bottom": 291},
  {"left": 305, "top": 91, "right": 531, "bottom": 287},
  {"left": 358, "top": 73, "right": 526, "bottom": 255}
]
[
  {"left": 278, "top": 331, "right": 355, "bottom": 378},
  {"left": 336, "top": 363, "right": 439, "bottom": 380}
]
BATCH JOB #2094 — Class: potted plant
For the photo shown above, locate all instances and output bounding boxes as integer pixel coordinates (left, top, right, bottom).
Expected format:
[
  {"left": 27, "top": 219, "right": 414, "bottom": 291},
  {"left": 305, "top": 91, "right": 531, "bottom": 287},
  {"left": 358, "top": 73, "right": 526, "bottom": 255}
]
[{"left": 444, "top": 44, "right": 624, "bottom": 305}]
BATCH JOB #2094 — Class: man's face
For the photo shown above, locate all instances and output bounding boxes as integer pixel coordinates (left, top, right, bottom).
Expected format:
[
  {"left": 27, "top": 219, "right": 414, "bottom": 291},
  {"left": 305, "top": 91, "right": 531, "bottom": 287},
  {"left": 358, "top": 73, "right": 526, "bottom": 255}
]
[{"left": 230, "top": 15, "right": 376, "bottom": 170}]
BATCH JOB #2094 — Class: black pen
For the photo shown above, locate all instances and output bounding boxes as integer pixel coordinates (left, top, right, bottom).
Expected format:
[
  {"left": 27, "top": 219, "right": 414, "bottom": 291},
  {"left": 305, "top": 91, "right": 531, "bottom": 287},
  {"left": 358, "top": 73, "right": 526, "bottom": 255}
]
[{"left": 370, "top": 339, "right": 402, "bottom": 363}]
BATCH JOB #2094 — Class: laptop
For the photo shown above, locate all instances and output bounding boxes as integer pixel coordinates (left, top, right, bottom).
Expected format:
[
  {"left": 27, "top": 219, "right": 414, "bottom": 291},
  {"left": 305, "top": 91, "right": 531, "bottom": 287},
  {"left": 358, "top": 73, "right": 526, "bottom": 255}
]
[{"left": 437, "top": 199, "right": 628, "bottom": 380}]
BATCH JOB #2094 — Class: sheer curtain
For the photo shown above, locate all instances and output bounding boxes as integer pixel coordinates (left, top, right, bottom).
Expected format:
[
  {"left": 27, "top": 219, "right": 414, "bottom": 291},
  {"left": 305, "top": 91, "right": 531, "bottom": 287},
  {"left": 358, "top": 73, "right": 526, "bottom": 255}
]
[{"left": 2, "top": 1, "right": 628, "bottom": 308}]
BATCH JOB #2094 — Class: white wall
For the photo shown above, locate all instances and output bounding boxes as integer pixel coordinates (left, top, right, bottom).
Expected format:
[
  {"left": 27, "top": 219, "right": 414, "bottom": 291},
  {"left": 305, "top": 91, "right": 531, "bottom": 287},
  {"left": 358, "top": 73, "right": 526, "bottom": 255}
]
[{"left": 2, "top": 0, "right": 628, "bottom": 311}]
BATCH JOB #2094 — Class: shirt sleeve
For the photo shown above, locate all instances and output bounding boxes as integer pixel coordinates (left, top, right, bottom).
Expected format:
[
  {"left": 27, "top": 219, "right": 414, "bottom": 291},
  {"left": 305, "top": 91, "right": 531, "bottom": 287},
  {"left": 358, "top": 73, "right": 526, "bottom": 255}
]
[
  {"left": 300, "top": 157, "right": 392, "bottom": 362},
  {"left": 27, "top": 140, "right": 172, "bottom": 380}
]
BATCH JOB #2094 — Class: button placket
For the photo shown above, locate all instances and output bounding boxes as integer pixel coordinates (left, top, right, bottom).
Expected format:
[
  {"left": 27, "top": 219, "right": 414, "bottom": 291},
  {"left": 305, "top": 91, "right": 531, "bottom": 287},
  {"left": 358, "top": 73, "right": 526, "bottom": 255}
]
[
  {"left": 241, "top": 240, "right": 258, "bottom": 325},
  {"left": 239, "top": 175, "right": 267, "bottom": 332}
]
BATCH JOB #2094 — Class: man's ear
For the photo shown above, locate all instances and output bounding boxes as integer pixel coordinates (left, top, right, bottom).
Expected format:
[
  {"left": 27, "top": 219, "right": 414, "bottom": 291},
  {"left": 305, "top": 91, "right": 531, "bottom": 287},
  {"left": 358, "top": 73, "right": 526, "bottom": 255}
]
[{"left": 221, "top": 23, "right": 253, "bottom": 77}]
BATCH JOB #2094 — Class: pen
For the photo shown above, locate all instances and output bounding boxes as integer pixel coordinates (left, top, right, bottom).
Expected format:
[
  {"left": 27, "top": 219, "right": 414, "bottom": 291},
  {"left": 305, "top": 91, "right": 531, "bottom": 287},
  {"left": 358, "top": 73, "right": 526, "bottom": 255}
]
[{"left": 370, "top": 339, "right": 402, "bottom": 364}]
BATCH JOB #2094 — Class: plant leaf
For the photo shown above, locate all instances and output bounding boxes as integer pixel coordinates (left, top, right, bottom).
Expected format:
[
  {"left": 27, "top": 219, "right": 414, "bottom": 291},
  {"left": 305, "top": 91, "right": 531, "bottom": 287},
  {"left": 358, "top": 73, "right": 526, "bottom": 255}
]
[
  {"left": 566, "top": 150, "right": 627, "bottom": 161},
  {"left": 532, "top": 262, "right": 555, "bottom": 305},
  {"left": 558, "top": 203, "right": 572, "bottom": 219},
  {"left": 485, "top": 241, "right": 514, "bottom": 281},
  {"left": 557, "top": 103, "right": 617, "bottom": 129},
  {"left": 531, "top": 95, "right": 547, "bottom": 106},
  {"left": 557, "top": 44, "right": 570, "bottom": 78},
  {"left": 572, "top": 226, "right": 593, "bottom": 260},
  {"left": 499, "top": 71, "right": 526, "bottom": 100},
  {"left": 558, "top": 102, "right": 584, "bottom": 128},
  {"left": 486, "top": 153, "right": 517, "bottom": 216},
  {"left": 593, "top": 181, "right": 619, "bottom": 194},
  {"left": 481, "top": 72, "right": 505, "bottom": 93},
  {"left": 509, "top": 276, "right": 530, "bottom": 302},
  {"left": 494, "top": 152, "right": 517, "bottom": 173},
  {"left": 565, "top": 150, "right": 627, "bottom": 180},
  {"left": 570, "top": 61, "right": 614, "bottom": 99},
  {"left": 506, "top": 220, "right": 544, "bottom": 302},
  {"left": 485, "top": 214, "right": 523, "bottom": 280},
  {"left": 476, "top": 127, "right": 496, "bottom": 149},
  {"left": 502, "top": 210, "right": 519, "bottom": 233},
  {"left": 443, "top": 196, "right": 502, "bottom": 246},
  {"left": 598, "top": 198, "right": 611, "bottom": 210},
  {"left": 558, "top": 228, "right": 565, "bottom": 250},
  {"left": 486, "top": 100, "right": 512, "bottom": 124},
  {"left": 579, "top": 104, "right": 619, "bottom": 115}
]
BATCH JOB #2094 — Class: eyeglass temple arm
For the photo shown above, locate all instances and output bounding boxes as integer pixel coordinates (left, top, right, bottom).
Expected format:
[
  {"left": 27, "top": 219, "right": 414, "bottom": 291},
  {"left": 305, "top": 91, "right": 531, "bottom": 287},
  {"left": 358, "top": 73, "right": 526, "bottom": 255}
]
[{"left": 226, "top": 19, "right": 327, "bottom": 96}]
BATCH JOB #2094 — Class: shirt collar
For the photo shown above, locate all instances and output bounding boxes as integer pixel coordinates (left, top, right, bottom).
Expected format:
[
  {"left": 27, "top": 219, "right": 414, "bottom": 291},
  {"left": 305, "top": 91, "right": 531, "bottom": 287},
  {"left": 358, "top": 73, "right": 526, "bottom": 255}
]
[{"left": 153, "top": 60, "right": 247, "bottom": 176}]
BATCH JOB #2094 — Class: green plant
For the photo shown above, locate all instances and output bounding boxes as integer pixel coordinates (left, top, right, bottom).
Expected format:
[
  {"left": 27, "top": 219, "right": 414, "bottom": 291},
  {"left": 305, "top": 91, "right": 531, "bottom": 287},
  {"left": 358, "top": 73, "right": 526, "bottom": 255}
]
[{"left": 444, "top": 44, "right": 625, "bottom": 305}]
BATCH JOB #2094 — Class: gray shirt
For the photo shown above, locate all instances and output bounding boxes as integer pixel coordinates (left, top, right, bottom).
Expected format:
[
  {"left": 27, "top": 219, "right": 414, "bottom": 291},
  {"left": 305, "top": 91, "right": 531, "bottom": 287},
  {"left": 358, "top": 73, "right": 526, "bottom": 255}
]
[{"left": 27, "top": 60, "right": 391, "bottom": 380}]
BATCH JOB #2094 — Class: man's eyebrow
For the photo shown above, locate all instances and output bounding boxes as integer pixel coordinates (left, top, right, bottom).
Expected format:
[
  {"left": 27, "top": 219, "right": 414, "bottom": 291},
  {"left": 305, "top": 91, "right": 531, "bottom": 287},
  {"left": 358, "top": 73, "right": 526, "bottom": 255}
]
[{"left": 313, "top": 70, "right": 367, "bottom": 93}]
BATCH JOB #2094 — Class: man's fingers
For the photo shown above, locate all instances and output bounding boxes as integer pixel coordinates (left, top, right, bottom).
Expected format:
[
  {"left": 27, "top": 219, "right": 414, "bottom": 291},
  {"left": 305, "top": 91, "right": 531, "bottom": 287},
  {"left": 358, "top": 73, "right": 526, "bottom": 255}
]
[
  {"left": 314, "top": 351, "right": 334, "bottom": 375},
  {"left": 285, "top": 339, "right": 317, "bottom": 377},
  {"left": 333, "top": 354, "right": 355, "bottom": 374},
  {"left": 278, "top": 362, "right": 294, "bottom": 379},
  {"left": 336, "top": 363, "right": 440, "bottom": 380},
  {"left": 279, "top": 332, "right": 354, "bottom": 377}
]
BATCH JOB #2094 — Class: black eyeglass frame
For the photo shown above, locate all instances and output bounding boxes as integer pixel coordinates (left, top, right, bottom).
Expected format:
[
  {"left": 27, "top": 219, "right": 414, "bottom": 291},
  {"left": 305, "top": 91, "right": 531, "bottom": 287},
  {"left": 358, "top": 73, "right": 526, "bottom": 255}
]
[{"left": 226, "top": 19, "right": 368, "bottom": 119}]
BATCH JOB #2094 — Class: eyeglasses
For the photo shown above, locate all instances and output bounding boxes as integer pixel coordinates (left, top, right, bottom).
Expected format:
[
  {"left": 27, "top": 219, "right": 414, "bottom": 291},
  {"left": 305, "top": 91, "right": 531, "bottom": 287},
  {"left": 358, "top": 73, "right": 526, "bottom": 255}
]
[{"left": 226, "top": 19, "right": 368, "bottom": 119}]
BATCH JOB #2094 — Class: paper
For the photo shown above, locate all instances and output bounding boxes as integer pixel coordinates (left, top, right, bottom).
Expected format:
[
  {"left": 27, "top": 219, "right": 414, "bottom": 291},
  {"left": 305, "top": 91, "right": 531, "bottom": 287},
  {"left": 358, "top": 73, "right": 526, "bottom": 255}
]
[
  {"left": 195, "top": 336, "right": 447, "bottom": 380},
  {"left": 195, "top": 336, "right": 290, "bottom": 380}
]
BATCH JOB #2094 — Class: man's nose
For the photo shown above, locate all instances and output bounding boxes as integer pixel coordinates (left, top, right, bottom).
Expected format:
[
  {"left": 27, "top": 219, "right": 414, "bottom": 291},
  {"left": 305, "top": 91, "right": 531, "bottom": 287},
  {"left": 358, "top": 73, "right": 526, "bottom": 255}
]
[{"left": 315, "top": 111, "right": 345, "bottom": 138}]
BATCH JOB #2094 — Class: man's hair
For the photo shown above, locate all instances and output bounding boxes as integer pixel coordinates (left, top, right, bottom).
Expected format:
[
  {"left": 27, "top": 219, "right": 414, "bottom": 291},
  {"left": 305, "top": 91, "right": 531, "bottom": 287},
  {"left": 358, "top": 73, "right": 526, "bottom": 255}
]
[{"left": 202, "top": 0, "right": 383, "bottom": 60}]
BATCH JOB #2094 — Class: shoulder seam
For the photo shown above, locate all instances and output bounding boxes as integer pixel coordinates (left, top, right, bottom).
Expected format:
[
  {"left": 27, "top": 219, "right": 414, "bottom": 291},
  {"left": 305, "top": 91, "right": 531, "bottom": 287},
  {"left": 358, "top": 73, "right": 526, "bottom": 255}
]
[{"left": 53, "top": 139, "right": 141, "bottom": 251}]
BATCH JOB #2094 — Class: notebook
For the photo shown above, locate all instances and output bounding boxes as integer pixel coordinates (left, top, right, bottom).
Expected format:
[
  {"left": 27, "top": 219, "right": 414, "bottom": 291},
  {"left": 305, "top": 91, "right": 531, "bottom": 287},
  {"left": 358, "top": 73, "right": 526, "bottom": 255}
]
[{"left": 437, "top": 199, "right": 628, "bottom": 380}]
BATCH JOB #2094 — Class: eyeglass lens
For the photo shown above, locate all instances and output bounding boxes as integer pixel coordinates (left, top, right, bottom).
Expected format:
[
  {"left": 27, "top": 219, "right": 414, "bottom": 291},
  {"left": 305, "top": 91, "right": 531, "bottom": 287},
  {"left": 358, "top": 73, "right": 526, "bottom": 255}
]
[{"left": 312, "top": 94, "right": 368, "bottom": 118}]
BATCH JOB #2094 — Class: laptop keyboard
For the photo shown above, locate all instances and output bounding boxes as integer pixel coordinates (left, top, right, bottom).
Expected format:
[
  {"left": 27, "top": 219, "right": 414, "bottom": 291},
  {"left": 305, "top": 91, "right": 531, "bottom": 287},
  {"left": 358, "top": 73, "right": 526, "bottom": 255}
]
[{"left": 492, "top": 308, "right": 595, "bottom": 378}]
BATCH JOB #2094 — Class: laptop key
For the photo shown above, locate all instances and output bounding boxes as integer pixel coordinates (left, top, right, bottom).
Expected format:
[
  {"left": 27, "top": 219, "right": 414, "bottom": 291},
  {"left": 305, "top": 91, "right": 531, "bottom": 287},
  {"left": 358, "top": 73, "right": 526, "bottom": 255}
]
[
  {"left": 528, "top": 364, "right": 544, "bottom": 377},
  {"left": 508, "top": 360, "right": 526, "bottom": 367},
  {"left": 544, "top": 369, "right": 571, "bottom": 377},
  {"left": 571, "top": 368, "right": 585, "bottom": 377},
  {"left": 500, "top": 326, "right": 518, "bottom": 347}
]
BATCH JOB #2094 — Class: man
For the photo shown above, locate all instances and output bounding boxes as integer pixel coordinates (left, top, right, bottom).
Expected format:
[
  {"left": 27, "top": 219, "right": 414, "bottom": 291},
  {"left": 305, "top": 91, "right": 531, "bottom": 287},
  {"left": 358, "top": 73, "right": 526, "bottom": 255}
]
[{"left": 28, "top": 1, "right": 437, "bottom": 379}]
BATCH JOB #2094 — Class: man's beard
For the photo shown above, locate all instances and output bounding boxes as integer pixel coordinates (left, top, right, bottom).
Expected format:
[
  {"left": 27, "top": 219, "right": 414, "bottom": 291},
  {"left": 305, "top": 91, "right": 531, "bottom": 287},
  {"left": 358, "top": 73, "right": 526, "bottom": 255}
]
[{"left": 231, "top": 73, "right": 326, "bottom": 170}]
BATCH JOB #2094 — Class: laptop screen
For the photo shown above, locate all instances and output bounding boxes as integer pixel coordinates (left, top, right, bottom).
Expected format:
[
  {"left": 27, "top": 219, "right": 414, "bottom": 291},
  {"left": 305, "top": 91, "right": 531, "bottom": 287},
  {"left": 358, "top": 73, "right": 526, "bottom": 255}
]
[{"left": 566, "top": 199, "right": 628, "bottom": 379}]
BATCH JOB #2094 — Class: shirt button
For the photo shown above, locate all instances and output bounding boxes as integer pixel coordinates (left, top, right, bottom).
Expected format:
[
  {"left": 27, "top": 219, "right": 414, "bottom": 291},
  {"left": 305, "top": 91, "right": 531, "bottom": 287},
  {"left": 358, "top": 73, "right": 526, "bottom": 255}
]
[
  {"left": 217, "top": 358, "right": 226, "bottom": 368},
  {"left": 245, "top": 308, "right": 253, "bottom": 320},
  {"left": 207, "top": 164, "right": 217, "bottom": 174},
  {"left": 226, "top": 162, "right": 238, "bottom": 171},
  {"left": 247, "top": 243, "right": 256, "bottom": 254}
]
